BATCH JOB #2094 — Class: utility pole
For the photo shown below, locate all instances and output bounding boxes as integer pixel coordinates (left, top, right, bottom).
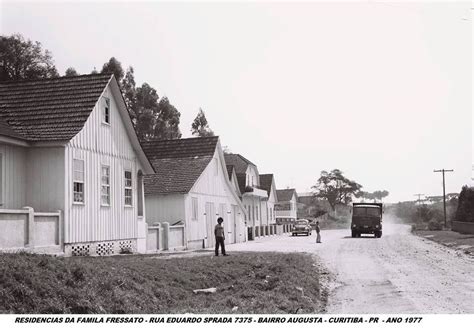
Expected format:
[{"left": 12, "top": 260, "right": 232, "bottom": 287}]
[
  {"left": 433, "top": 169, "right": 454, "bottom": 228},
  {"left": 414, "top": 194, "right": 425, "bottom": 222}
]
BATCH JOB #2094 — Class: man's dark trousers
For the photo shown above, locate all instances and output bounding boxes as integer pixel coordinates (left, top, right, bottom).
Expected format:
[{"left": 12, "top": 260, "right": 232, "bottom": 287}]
[{"left": 215, "top": 237, "right": 226, "bottom": 256}]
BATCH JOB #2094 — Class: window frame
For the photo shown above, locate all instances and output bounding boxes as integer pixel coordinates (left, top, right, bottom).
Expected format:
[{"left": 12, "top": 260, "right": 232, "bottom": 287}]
[
  {"left": 191, "top": 197, "right": 199, "bottom": 221},
  {"left": 124, "top": 170, "right": 133, "bottom": 207},
  {"left": 101, "top": 165, "right": 111, "bottom": 206},
  {"left": 102, "top": 97, "right": 111, "bottom": 125},
  {"left": 73, "top": 158, "right": 85, "bottom": 205}
]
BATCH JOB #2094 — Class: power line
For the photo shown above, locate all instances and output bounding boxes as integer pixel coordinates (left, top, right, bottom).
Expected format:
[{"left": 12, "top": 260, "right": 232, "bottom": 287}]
[
  {"left": 433, "top": 169, "right": 454, "bottom": 228},
  {"left": 414, "top": 194, "right": 425, "bottom": 222}
]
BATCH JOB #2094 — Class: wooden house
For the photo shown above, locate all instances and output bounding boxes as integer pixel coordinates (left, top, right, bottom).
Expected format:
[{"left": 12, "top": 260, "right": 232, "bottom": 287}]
[
  {"left": 224, "top": 153, "right": 269, "bottom": 239},
  {"left": 275, "top": 189, "right": 298, "bottom": 224},
  {"left": 142, "top": 136, "right": 246, "bottom": 249},
  {"left": 0, "top": 74, "right": 154, "bottom": 256}
]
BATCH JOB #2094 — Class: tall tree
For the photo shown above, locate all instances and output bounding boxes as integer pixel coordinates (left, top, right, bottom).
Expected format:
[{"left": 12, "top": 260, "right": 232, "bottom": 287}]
[
  {"left": 312, "top": 169, "right": 362, "bottom": 210},
  {"left": 121, "top": 66, "right": 137, "bottom": 118},
  {"left": 64, "top": 67, "right": 78, "bottom": 76},
  {"left": 101, "top": 57, "right": 124, "bottom": 81},
  {"left": 191, "top": 108, "right": 215, "bottom": 137},
  {"left": 0, "top": 34, "right": 58, "bottom": 81},
  {"left": 154, "top": 97, "right": 182, "bottom": 140},
  {"left": 134, "top": 83, "right": 160, "bottom": 141}
]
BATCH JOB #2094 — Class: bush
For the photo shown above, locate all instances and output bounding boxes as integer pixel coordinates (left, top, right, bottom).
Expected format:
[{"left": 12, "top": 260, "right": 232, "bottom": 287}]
[
  {"left": 454, "top": 186, "right": 474, "bottom": 223},
  {"left": 428, "top": 219, "right": 443, "bottom": 231}
]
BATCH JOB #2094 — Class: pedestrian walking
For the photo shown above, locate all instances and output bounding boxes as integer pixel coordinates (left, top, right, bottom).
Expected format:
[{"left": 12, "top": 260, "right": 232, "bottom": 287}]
[
  {"left": 214, "top": 217, "right": 228, "bottom": 256},
  {"left": 316, "top": 221, "right": 321, "bottom": 243}
]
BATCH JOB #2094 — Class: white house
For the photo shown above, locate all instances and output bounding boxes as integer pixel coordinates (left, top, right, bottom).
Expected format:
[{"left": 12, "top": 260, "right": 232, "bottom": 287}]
[
  {"left": 224, "top": 154, "right": 269, "bottom": 239},
  {"left": 0, "top": 74, "right": 154, "bottom": 256},
  {"left": 275, "top": 189, "right": 298, "bottom": 224},
  {"left": 259, "top": 174, "right": 278, "bottom": 227},
  {"left": 142, "top": 136, "right": 247, "bottom": 249}
]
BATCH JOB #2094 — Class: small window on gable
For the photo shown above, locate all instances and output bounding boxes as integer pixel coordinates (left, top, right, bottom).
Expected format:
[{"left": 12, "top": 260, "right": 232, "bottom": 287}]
[
  {"left": 214, "top": 158, "right": 218, "bottom": 176},
  {"left": 103, "top": 97, "right": 110, "bottom": 124}
]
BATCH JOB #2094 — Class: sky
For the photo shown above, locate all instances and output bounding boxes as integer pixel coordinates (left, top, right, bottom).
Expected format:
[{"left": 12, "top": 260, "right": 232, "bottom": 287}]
[{"left": 1, "top": 0, "right": 472, "bottom": 203}]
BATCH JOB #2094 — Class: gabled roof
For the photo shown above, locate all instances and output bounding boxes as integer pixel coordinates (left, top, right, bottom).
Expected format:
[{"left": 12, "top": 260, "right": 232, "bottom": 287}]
[
  {"left": 259, "top": 174, "right": 275, "bottom": 197},
  {"left": 277, "top": 188, "right": 298, "bottom": 202},
  {"left": 0, "top": 74, "right": 112, "bottom": 141},
  {"left": 142, "top": 136, "right": 219, "bottom": 195},
  {"left": 224, "top": 153, "right": 256, "bottom": 174}
]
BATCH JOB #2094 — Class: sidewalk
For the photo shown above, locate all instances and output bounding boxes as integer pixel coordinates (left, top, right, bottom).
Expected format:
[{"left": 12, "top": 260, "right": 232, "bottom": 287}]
[{"left": 415, "top": 230, "right": 474, "bottom": 257}]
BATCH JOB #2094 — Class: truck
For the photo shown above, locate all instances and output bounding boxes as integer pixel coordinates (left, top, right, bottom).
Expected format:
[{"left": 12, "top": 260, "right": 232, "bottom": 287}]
[{"left": 351, "top": 203, "right": 382, "bottom": 238}]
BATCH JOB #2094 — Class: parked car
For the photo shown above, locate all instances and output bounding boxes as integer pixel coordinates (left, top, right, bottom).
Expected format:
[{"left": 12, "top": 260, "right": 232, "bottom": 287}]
[{"left": 292, "top": 219, "right": 312, "bottom": 236}]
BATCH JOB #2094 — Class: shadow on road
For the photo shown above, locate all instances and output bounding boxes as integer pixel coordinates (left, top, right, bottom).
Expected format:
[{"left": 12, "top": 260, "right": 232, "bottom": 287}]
[{"left": 342, "top": 236, "right": 377, "bottom": 239}]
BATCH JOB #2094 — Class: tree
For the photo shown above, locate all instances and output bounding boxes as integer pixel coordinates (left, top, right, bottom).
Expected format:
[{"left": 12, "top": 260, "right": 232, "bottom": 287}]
[
  {"left": 0, "top": 34, "right": 58, "bottom": 81},
  {"left": 121, "top": 66, "right": 137, "bottom": 118},
  {"left": 132, "top": 83, "right": 181, "bottom": 141},
  {"left": 64, "top": 67, "right": 78, "bottom": 76},
  {"left": 191, "top": 108, "right": 215, "bottom": 137},
  {"left": 134, "top": 83, "right": 160, "bottom": 141},
  {"left": 101, "top": 57, "right": 124, "bottom": 81},
  {"left": 154, "top": 97, "right": 181, "bottom": 140},
  {"left": 312, "top": 169, "right": 362, "bottom": 210},
  {"left": 373, "top": 190, "right": 389, "bottom": 202}
]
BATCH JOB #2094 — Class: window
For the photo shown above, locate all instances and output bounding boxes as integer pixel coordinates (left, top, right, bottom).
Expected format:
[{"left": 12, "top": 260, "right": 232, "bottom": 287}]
[
  {"left": 214, "top": 158, "right": 218, "bottom": 176},
  {"left": 124, "top": 170, "right": 132, "bottom": 206},
  {"left": 73, "top": 159, "right": 85, "bottom": 203},
  {"left": 101, "top": 165, "right": 110, "bottom": 205},
  {"left": 192, "top": 197, "right": 198, "bottom": 221},
  {"left": 0, "top": 153, "right": 3, "bottom": 205},
  {"left": 256, "top": 205, "right": 259, "bottom": 220},
  {"left": 103, "top": 97, "right": 110, "bottom": 124}
]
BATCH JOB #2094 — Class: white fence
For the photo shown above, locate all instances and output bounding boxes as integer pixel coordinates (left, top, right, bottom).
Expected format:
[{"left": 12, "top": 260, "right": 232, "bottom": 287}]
[
  {"left": 146, "top": 222, "right": 186, "bottom": 253},
  {"left": 0, "top": 207, "right": 62, "bottom": 253}
]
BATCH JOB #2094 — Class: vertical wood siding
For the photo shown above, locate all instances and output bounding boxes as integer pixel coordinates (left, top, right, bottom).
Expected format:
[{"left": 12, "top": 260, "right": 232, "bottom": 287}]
[
  {"left": 26, "top": 147, "right": 65, "bottom": 212},
  {"left": 0, "top": 144, "right": 27, "bottom": 209},
  {"left": 65, "top": 84, "right": 143, "bottom": 244}
]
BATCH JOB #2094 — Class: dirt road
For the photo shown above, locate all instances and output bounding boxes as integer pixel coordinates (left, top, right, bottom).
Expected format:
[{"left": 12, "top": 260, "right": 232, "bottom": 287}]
[{"left": 225, "top": 224, "right": 474, "bottom": 313}]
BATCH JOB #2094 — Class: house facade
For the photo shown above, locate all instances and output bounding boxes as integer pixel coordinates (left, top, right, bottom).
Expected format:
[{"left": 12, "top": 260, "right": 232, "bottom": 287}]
[
  {"left": 259, "top": 174, "right": 278, "bottom": 227},
  {"left": 143, "top": 137, "right": 246, "bottom": 250},
  {"left": 275, "top": 189, "right": 298, "bottom": 224},
  {"left": 0, "top": 74, "right": 154, "bottom": 256},
  {"left": 224, "top": 154, "right": 269, "bottom": 239}
]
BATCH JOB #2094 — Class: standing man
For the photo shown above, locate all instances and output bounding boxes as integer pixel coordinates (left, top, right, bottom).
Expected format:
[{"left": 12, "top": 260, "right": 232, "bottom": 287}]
[
  {"left": 316, "top": 221, "right": 321, "bottom": 243},
  {"left": 215, "top": 217, "right": 228, "bottom": 256}
]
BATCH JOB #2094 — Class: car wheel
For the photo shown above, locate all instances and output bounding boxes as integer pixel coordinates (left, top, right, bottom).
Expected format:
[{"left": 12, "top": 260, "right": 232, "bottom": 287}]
[{"left": 351, "top": 231, "right": 356, "bottom": 238}]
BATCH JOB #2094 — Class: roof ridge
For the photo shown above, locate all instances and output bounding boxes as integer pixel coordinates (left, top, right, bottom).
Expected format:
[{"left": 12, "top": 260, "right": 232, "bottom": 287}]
[{"left": 0, "top": 73, "right": 112, "bottom": 85}]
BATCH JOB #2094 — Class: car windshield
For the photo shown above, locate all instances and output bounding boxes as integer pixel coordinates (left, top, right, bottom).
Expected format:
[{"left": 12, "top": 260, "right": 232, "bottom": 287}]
[
  {"left": 353, "top": 207, "right": 381, "bottom": 217},
  {"left": 296, "top": 220, "right": 308, "bottom": 225}
]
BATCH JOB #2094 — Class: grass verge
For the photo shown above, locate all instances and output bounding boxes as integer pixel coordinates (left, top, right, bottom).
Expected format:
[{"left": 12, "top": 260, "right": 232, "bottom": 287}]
[
  {"left": 0, "top": 252, "right": 326, "bottom": 314},
  {"left": 415, "top": 230, "right": 474, "bottom": 256}
]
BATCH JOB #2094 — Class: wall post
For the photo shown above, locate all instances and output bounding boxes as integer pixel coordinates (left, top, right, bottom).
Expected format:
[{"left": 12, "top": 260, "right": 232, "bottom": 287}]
[
  {"left": 23, "top": 207, "right": 34, "bottom": 249},
  {"left": 162, "top": 222, "right": 170, "bottom": 251}
]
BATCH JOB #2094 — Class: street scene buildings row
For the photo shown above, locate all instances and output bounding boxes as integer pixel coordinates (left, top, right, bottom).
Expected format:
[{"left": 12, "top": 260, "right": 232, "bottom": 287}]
[{"left": 0, "top": 74, "right": 299, "bottom": 256}]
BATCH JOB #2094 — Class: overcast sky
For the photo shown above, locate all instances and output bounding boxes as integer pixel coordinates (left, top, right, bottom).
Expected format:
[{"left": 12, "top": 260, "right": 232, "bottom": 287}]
[{"left": 1, "top": 1, "right": 472, "bottom": 203}]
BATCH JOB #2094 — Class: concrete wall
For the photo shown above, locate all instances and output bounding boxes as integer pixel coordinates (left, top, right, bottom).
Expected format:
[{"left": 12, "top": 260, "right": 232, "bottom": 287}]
[
  {"left": 144, "top": 222, "right": 186, "bottom": 252},
  {"left": 0, "top": 208, "right": 62, "bottom": 252},
  {"left": 452, "top": 221, "right": 474, "bottom": 234}
]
